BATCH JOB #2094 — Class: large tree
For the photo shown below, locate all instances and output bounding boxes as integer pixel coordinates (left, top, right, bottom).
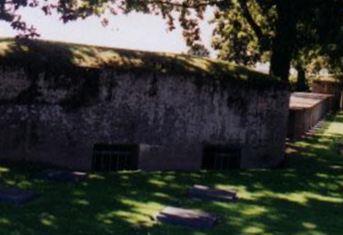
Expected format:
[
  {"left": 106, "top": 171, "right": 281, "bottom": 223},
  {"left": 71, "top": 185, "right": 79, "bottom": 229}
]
[
  {"left": 212, "top": 0, "right": 342, "bottom": 87},
  {"left": 0, "top": 0, "right": 342, "bottom": 82}
]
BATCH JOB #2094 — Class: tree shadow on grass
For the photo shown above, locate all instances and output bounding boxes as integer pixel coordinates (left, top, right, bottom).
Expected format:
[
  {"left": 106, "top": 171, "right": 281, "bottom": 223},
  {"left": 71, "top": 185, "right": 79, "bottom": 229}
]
[
  {"left": 327, "top": 111, "right": 343, "bottom": 123},
  {"left": 0, "top": 114, "right": 342, "bottom": 235}
]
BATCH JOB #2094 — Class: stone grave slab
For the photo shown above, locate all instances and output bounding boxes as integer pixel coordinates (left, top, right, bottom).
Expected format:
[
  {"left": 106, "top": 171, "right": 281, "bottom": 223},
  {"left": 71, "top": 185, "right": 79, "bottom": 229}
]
[
  {"left": 0, "top": 187, "right": 38, "bottom": 205},
  {"left": 38, "top": 169, "right": 87, "bottom": 183},
  {"left": 188, "top": 184, "right": 238, "bottom": 202},
  {"left": 156, "top": 206, "right": 217, "bottom": 229}
]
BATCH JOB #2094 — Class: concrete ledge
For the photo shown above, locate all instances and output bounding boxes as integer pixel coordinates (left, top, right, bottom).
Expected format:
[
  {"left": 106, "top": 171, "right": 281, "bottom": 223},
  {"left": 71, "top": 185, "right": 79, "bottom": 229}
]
[
  {"left": 288, "top": 92, "right": 333, "bottom": 139},
  {"left": 312, "top": 78, "right": 342, "bottom": 110}
]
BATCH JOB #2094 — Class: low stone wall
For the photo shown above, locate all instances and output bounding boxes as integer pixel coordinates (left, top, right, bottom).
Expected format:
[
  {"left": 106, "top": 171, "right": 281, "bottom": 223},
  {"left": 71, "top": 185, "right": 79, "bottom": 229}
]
[
  {"left": 288, "top": 92, "right": 333, "bottom": 139},
  {"left": 312, "top": 76, "right": 342, "bottom": 110}
]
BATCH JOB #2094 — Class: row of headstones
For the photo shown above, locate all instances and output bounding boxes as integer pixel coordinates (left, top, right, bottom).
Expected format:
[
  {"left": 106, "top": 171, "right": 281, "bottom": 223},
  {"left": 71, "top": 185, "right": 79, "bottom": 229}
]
[{"left": 0, "top": 169, "right": 238, "bottom": 230}]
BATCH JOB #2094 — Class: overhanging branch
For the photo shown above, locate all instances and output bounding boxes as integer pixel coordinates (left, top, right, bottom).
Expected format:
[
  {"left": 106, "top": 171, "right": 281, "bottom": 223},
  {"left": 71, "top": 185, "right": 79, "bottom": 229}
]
[
  {"left": 237, "top": 0, "right": 268, "bottom": 50},
  {"left": 145, "top": 0, "right": 224, "bottom": 9}
]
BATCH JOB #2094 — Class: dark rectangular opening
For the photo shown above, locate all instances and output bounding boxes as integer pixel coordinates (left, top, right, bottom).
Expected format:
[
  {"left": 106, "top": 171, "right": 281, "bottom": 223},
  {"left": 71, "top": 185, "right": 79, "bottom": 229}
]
[
  {"left": 92, "top": 144, "right": 139, "bottom": 171},
  {"left": 202, "top": 145, "right": 241, "bottom": 170}
]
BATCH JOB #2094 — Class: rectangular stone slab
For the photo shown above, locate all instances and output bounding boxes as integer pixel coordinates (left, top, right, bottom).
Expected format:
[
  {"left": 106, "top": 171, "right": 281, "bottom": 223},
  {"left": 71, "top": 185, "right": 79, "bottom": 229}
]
[
  {"left": 38, "top": 169, "right": 87, "bottom": 183},
  {"left": 156, "top": 206, "right": 217, "bottom": 229},
  {"left": 0, "top": 187, "right": 38, "bottom": 205},
  {"left": 188, "top": 184, "right": 238, "bottom": 202}
]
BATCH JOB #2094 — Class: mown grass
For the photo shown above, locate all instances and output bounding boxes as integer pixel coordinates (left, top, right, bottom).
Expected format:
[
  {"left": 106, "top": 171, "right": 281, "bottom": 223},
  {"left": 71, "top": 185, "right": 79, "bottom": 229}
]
[{"left": 0, "top": 112, "right": 342, "bottom": 235}]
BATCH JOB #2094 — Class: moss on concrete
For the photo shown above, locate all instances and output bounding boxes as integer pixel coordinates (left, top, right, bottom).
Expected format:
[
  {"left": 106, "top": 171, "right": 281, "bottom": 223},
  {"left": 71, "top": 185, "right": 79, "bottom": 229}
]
[{"left": 0, "top": 37, "right": 285, "bottom": 89}]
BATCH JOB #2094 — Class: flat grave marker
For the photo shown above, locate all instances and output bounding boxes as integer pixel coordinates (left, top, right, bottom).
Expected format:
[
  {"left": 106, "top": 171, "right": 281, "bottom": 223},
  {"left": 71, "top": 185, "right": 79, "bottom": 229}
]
[
  {"left": 156, "top": 206, "right": 218, "bottom": 229},
  {"left": 0, "top": 186, "right": 38, "bottom": 205},
  {"left": 37, "top": 169, "right": 87, "bottom": 183},
  {"left": 188, "top": 184, "right": 238, "bottom": 202}
]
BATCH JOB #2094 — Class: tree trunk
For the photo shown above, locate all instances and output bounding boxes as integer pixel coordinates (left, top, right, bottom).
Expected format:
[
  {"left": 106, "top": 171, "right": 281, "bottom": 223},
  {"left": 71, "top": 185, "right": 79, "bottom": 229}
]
[
  {"left": 269, "top": 1, "right": 298, "bottom": 82},
  {"left": 295, "top": 65, "right": 308, "bottom": 91}
]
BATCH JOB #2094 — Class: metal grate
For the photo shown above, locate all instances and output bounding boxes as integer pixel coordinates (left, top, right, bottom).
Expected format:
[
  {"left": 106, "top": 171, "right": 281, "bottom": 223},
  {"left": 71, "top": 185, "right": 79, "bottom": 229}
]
[
  {"left": 202, "top": 145, "right": 241, "bottom": 170},
  {"left": 92, "top": 144, "right": 139, "bottom": 171}
]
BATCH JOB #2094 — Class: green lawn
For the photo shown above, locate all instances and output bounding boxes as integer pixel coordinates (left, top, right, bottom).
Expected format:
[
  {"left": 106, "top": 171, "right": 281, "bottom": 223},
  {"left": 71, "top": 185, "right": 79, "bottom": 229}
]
[{"left": 1, "top": 112, "right": 342, "bottom": 235}]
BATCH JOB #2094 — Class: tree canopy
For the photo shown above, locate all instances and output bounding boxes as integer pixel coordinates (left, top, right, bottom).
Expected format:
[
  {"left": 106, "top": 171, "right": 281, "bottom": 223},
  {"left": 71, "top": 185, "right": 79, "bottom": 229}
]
[
  {"left": 212, "top": 0, "right": 342, "bottom": 83},
  {"left": 187, "top": 44, "right": 210, "bottom": 57},
  {"left": 1, "top": 0, "right": 342, "bottom": 82}
]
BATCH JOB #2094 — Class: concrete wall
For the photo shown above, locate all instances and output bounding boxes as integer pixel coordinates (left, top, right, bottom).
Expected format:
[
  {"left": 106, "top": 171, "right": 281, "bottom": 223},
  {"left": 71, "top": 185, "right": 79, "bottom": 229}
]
[
  {"left": 0, "top": 65, "right": 289, "bottom": 170},
  {"left": 288, "top": 92, "right": 333, "bottom": 139},
  {"left": 312, "top": 78, "right": 342, "bottom": 110}
]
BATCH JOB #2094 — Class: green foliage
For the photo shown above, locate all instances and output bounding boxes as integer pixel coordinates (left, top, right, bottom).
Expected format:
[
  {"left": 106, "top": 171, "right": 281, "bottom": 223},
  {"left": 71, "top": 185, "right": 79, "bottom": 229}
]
[
  {"left": 212, "top": 0, "right": 342, "bottom": 77},
  {"left": 187, "top": 44, "right": 210, "bottom": 58},
  {"left": 212, "top": 0, "right": 274, "bottom": 65}
]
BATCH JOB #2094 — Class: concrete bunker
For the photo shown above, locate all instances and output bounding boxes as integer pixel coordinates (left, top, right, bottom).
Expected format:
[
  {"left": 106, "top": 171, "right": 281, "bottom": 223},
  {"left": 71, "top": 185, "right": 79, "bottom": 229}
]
[{"left": 0, "top": 38, "right": 290, "bottom": 171}]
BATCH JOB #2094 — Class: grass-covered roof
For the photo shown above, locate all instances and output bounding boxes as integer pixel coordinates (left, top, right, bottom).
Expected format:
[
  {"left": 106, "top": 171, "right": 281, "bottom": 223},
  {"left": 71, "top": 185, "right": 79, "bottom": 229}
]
[{"left": 0, "top": 38, "right": 283, "bottom": 87}]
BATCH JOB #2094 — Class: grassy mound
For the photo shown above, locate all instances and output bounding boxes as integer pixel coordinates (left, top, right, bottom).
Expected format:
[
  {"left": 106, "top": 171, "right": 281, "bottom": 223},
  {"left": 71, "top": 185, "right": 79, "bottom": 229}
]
[{"left": 0, "top": 38, "right": 283, "bottom": 88}]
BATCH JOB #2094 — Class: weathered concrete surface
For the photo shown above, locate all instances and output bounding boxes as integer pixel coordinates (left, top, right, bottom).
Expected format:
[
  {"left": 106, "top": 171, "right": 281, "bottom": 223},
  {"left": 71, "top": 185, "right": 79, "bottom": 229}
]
[
  {"left": 0, "top": 45, "right": 289, "bottom": 171},
  {"left": 312, "top": 76, "right": 342, "bottom": 110},
  {"left": 156, "top": 206, "right": 218, "bottom": 229},
  {"left": 288, "top": 92, "right": 333, "bottom": 139}
]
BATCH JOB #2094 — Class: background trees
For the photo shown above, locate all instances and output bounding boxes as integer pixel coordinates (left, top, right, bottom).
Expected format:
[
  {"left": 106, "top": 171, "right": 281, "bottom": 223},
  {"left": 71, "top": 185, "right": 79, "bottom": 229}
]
[
  {"left": 187, "top": 44, "right": 210, "bottom": 57},
  {"left": 1, "top": 0, "right": 342, "bottom": 82},
  {"left": 213, "top": 0, "right": 342, "bottom": 87}
]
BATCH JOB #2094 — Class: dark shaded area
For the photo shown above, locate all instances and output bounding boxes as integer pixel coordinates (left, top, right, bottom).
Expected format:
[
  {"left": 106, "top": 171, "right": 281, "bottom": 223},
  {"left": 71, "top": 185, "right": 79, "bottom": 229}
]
[
  {"left": 202, "top": 145, "right": 241, "bottom": 170},
  {"left": 92, "top": 144, "right": 139, "bottom": 171},
  {"left": 0, "top": 187, "right": 38, "bottom": 206},
  {"left": 295, "top": 65, "right": 309, "bottom": 92},
  {"left": 36, "top": 170, "right": 87, "bottom": 183}
]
